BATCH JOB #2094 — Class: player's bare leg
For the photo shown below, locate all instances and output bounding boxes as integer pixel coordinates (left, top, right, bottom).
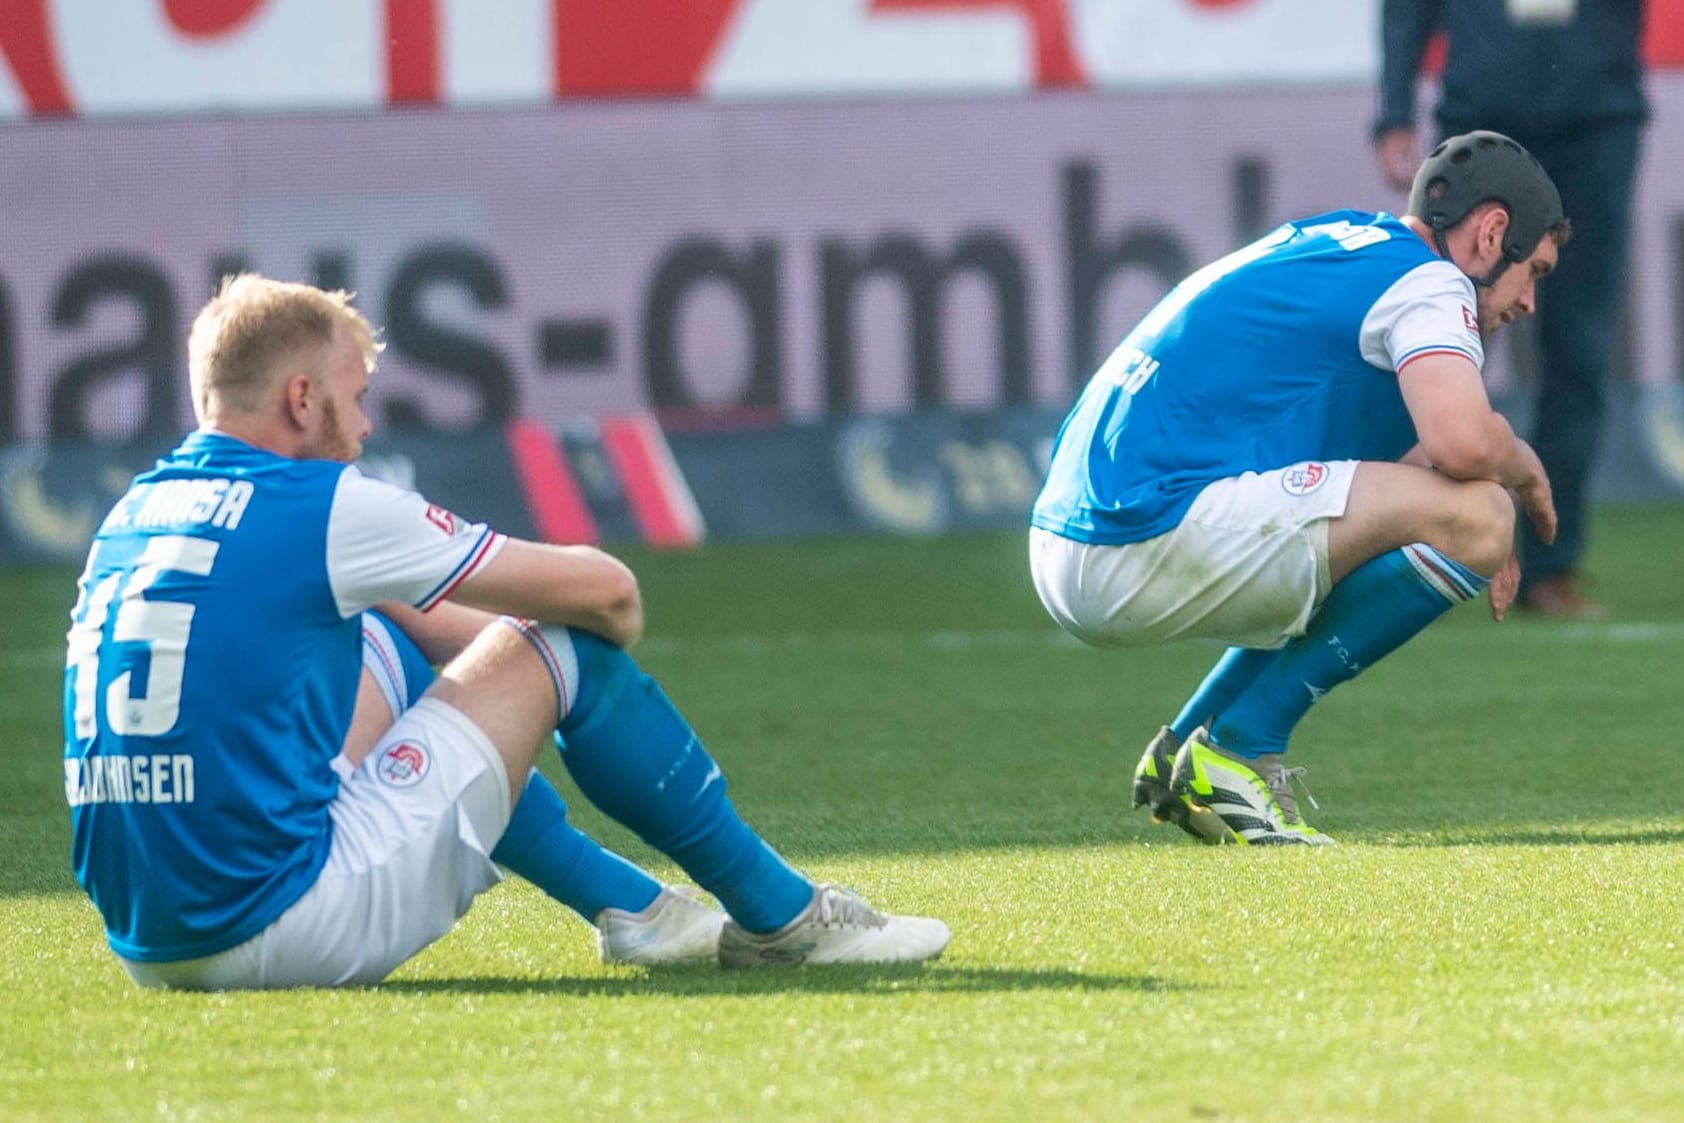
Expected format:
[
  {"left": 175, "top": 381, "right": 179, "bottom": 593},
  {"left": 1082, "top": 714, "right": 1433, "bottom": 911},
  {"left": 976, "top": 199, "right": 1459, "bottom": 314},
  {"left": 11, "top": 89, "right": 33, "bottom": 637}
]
[
  {"left": 1328, "top": 462, "right": 1514, "bottom": 584},
  {"left": 424, "top": 622, "right": 563, "bottom": 805}
]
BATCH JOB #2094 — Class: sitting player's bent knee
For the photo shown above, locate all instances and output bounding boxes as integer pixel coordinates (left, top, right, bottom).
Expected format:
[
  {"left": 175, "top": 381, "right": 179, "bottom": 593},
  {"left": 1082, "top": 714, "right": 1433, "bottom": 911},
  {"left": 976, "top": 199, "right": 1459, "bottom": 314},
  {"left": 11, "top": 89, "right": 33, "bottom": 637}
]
[{"left": 563, "top": 629, "right": 645, "bottom": 727}]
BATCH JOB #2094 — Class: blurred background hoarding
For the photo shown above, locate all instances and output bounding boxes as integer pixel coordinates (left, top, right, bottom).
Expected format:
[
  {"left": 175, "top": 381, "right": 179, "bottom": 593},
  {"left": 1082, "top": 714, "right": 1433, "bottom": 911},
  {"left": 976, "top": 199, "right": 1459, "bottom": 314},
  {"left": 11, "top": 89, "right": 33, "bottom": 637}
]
[{"left": 3, "top": 0, "right": 1682, "bottom": 551}]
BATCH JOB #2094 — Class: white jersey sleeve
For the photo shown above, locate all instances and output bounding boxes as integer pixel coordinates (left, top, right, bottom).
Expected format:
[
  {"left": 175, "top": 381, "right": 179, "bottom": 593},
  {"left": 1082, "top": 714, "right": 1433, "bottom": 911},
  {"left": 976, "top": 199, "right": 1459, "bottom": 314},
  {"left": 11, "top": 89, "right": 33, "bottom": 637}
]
[
  {"left": 1358, "top": 259, "right": 1485, "bottom": 374},
  {"left": 325, "top": 467, "right": 507, "bottom": 619}
]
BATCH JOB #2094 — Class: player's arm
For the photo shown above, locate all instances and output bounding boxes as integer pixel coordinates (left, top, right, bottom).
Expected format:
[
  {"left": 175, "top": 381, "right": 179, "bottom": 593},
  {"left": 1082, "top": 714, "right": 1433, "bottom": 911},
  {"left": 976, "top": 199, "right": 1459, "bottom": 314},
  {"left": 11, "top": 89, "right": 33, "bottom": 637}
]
[
  {"left": 327, "top": 471, "right": 643, "bottom": 650},
  {"left": 1374, "top": 0, "right": 1442, "bottom": 188},
  {"left": 449, "top": 539, "right": 643, "bottom": 649},
  {"left": 1363, "top": 260, "right": 1555, "bottom": 544},
  {"left": 1397, "top": 352, "right": 1556, "bottom": 545},
  {"left": 1375, "top": 0, "right": 1440, "bottom": 127},
  {"left": 373, "top": 599, "right": 499, "bottom": 664}
]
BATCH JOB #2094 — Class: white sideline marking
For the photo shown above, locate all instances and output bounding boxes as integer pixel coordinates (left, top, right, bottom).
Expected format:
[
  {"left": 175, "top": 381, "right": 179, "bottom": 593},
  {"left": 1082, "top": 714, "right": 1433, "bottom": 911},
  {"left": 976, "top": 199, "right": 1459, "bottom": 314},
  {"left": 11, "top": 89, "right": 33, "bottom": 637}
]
[
  {"left": 1543, "top": 621, "right": 1684, "bottom": 643},
  {"left": 636, "top": 629, "right": 1087, "bottom": 656},
  {"left": 7, "top": 619, "right": 1684, "bottom": 671}
]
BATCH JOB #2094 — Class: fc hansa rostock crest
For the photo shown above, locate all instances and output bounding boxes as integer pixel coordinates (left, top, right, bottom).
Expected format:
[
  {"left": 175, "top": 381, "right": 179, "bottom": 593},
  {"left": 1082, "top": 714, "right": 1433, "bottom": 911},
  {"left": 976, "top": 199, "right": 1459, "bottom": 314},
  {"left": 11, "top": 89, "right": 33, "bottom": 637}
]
[
  {"left": 376, "top": 741, "right": 430, "bottom": 788},
  {"left": 1281, "top": 461, "right": 1328, "bottom": 495}
]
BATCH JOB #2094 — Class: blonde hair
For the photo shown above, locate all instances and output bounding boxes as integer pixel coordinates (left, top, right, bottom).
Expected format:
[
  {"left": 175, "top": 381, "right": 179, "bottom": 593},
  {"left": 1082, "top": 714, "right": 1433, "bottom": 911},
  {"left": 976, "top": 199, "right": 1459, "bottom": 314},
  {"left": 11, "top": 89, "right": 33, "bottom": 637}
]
[{"left": 187, "top": 273, "right": 382, "bottom": 422}]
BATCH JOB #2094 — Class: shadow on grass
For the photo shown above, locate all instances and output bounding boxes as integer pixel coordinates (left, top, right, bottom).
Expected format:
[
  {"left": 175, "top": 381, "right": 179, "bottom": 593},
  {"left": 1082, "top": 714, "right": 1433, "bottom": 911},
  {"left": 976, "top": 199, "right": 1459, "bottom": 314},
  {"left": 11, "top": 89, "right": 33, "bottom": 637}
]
[{"left": 381, "top": 964, "right": 1182, "bottom": 999}]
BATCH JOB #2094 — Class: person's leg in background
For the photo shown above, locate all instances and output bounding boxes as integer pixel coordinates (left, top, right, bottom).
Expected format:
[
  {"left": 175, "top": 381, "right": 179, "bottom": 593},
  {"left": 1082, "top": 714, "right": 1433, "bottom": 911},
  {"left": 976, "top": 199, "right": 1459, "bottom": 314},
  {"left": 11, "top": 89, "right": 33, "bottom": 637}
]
[{"left": 1516, "top": 120, "right": 1643, "bottom": 615}]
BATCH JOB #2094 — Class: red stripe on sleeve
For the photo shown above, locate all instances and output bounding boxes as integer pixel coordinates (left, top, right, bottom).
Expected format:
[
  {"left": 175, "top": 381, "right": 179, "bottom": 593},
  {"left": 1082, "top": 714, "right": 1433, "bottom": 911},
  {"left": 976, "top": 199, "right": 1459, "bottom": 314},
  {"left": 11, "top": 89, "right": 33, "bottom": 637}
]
[
  {"left": 421, "top": 531, "right": 502, "bottom": 609},
  {"left": 1396, "top": 348, "right": 1476, "bottom": 374}
]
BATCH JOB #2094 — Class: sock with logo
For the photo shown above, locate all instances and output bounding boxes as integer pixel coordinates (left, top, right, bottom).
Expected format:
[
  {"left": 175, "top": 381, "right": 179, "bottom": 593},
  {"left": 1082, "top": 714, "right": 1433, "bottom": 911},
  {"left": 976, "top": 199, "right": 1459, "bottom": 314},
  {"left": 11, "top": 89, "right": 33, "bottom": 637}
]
[
  {"left": 506, "top": 620, "right": 814, "bottom": 934},
  {"left": 1209, "top": 544, "right": 1489, "bottom": 757}
]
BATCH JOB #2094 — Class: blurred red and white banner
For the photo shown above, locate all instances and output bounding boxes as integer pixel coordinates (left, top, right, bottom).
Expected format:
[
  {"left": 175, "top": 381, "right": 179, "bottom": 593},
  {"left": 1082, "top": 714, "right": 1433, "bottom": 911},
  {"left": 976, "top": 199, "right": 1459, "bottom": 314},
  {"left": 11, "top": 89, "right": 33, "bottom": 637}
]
[{"left": 3, "top": 0, "right": 1681, "bottom": 119}]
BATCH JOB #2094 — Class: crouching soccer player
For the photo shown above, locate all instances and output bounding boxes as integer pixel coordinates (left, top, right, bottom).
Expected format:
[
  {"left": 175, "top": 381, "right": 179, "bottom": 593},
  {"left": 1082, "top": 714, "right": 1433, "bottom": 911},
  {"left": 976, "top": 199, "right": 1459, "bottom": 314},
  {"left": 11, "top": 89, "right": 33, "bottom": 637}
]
[
  {"left": 63, "top": 273, "right": 949, "bottom": 988},
  {"left": 1029, "top": 131, "right": 1564, "bottom": 845}
]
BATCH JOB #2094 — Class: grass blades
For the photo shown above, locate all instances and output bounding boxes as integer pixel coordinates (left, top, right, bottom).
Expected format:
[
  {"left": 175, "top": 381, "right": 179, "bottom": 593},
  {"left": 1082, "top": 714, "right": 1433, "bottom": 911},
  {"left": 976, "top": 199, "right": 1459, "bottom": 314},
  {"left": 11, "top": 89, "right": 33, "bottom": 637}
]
[{"left": 5, "top": 507, "right": 1684, "bottom": 1121}]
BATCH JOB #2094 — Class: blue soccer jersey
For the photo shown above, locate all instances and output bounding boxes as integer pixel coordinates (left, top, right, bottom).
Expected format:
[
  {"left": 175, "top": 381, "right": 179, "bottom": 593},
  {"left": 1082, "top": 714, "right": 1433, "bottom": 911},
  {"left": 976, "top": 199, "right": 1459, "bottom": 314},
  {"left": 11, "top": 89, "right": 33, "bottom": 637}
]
[
  {"left": 63, "top": 431, "right": 504, "bottom": 962},
  {"left": 1032, "top": 211, "right": 1485, "bottom": 545}
]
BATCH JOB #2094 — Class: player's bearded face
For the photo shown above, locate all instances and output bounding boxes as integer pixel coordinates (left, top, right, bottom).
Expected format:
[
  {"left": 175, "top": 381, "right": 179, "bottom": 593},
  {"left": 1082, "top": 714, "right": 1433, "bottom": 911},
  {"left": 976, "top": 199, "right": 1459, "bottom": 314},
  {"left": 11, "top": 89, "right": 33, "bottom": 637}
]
[
  {"left": 297, "top": 328, "right": 373, "bottom": 462},
  {"left": 1473, "top": 289, "right": 1508, "bottom": 341},
  {"left": 310, "top": 394, "right": 363, "bottom": 462},
  {"left": 1475, "top": 235, "right": 1556, "bottom": 340}
]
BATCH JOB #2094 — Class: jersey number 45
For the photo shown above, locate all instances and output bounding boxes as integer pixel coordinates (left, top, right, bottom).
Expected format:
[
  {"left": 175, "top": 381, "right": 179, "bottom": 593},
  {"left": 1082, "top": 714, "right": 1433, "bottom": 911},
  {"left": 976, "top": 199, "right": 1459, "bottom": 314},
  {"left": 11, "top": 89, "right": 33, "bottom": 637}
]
[{"left": 66, "top": 535, "right": 220, "bottom": 740}]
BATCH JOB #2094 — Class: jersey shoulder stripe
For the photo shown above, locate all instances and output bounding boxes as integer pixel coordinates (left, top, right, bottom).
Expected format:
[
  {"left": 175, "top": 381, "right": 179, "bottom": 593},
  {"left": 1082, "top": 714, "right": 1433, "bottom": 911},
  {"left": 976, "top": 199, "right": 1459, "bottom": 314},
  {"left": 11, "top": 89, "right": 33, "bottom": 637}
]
[{"left": 415, "top": 528, "right": 502, "bottom": 610}]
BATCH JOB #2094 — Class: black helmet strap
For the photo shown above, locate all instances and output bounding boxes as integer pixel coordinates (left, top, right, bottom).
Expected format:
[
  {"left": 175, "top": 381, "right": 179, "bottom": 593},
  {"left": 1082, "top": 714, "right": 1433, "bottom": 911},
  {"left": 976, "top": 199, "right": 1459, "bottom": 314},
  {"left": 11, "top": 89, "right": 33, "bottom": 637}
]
[
  {"left": 1431, "top": 206, "right": 1521, "bottom": 290},
  {"left": 1473, "top": 255, "right": 1514, "bottom": 290}
]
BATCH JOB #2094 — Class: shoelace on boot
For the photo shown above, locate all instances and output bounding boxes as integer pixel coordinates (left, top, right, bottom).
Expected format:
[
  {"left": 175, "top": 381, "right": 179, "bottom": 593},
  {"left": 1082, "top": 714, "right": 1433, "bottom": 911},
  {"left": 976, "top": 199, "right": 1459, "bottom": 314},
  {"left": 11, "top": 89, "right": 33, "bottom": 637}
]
[
  {"left": 812, "top": 885, "right": 887, "bottom": 929},
  {"left": 1264, "top": 764, "right": 1320, "bottom": 825}
]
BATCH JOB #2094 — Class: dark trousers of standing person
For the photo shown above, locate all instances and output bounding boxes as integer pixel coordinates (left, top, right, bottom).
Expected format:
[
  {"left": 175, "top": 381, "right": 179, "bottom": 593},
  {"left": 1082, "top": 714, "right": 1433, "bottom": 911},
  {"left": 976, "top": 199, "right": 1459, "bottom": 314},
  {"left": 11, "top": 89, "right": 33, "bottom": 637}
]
[{"left": 1472, "top": 120, "right": 1642, "bottom": 595}]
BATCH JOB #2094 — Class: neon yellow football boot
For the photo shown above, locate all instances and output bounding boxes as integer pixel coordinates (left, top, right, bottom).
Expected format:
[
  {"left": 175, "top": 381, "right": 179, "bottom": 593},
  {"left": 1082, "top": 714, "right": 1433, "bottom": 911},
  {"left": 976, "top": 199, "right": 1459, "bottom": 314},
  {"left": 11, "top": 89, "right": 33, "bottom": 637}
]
[
  {"left": 1131, "top": 726, "right": 1231, "bottom": 844},
  {"left": 1168, "top": 727, "right": 1334, "bottom": 846}
]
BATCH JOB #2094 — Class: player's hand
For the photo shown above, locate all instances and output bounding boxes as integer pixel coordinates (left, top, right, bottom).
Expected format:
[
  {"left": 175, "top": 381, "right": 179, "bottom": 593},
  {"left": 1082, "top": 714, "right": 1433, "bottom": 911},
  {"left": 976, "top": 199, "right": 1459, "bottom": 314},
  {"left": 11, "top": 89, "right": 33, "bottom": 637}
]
[
  {"left": 1517, "top": 479, "right": 1556, "bottom": 546},
  {"left": 1488, "top": 550, "right": 1521, "bottom": 622},
  {"left": 1510, "top": 439, "right": 1556, "bottom": 546},
  {"left": 1375, "top": 127, "right": 1418, "bottom": 192}
]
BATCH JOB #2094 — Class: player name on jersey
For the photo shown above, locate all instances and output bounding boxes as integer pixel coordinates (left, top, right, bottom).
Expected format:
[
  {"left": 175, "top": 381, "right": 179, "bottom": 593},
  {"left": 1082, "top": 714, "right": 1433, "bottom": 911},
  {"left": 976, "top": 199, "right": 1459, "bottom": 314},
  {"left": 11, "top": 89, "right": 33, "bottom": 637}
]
[
  {"left": 102, "top": 478, "right": 254, "bottom": 534},
  {"left": 63, "top": 753, "right": 195, "bottom": 806}
]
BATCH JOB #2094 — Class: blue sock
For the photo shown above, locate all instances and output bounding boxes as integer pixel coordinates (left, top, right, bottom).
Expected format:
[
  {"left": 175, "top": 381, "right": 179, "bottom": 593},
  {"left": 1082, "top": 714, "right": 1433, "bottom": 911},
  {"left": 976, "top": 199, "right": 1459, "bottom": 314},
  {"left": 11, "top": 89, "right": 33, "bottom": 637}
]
[
  {"left": 512, "top": 622, "right": 814, "bottom": 934},
  {"left": 361, "top": 610, "right": 661, "bottom": 921},
  {"left": 1209, "top": 544, "right": 1489, "bottom": 757},
  {"left": 1169, "top": 647, "right": 1278, "bottom": 741},
  {"left": 492, "top": 770, "right": 661, "bottom": 921}
]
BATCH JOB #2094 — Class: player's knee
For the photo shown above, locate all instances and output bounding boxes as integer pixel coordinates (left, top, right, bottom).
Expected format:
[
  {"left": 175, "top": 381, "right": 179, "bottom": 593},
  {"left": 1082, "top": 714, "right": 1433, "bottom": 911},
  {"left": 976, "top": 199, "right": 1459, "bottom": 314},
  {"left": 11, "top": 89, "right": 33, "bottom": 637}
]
[
  {"left": 563, "top": 628, "right": 641, "bottom": 725},
  {"left": 1442, "top": 480, "right": 1514, "bottom": 575},
  {"left": 569, "top": 627, "right": 627, "bottom": 677}
]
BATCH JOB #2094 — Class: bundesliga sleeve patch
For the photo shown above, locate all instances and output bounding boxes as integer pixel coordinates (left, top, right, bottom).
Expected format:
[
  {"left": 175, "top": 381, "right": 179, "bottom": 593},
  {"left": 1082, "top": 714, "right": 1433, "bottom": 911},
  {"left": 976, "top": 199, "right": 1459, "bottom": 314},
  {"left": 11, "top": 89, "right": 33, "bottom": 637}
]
[
  {"left": 424, "top": 504, "right": 458, "bottom": 535},
  {"left": 325, "top": 470, "right": 507, "bottom": 618}
]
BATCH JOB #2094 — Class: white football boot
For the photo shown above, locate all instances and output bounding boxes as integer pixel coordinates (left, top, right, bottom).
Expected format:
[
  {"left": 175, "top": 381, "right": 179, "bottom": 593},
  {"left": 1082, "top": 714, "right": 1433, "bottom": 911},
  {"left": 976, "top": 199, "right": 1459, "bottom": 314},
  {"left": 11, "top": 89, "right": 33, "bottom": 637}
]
[
  {"left": 717, "top": 883, "right": 951, "bottom": 968},
  {"left": 596, "top": 885, "right": 727, "bottom": 965}
]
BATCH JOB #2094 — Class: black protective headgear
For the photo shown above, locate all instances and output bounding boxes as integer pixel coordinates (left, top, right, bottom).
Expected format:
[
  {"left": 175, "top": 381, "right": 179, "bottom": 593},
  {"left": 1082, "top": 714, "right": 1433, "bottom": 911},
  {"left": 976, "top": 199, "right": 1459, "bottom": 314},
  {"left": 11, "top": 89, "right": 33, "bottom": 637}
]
[{"left": 1408, "top": 130, "right": 1566, "bottom": 287}]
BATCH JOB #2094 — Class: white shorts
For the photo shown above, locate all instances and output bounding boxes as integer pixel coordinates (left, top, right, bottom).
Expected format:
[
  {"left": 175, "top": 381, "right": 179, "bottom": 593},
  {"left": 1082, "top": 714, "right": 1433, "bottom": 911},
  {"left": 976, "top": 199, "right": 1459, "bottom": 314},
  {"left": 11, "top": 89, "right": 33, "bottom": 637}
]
[
  {"left": 1029, "top": 460, "right": 1357, "bottom": 650},
  {"left": 119, "top": 697, "right": 512, "bottom": 990}
]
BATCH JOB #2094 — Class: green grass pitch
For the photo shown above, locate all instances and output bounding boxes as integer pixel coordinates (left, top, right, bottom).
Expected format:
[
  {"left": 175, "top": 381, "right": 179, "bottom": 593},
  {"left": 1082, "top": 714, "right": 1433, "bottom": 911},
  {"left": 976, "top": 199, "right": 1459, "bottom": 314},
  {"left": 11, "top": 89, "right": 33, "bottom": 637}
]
[{"left": 6, "top": 508, "right": 1684, "bottom": 1121}]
